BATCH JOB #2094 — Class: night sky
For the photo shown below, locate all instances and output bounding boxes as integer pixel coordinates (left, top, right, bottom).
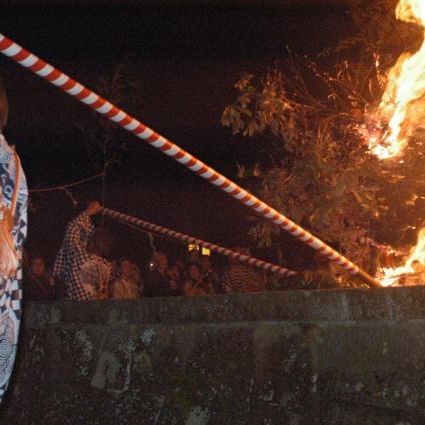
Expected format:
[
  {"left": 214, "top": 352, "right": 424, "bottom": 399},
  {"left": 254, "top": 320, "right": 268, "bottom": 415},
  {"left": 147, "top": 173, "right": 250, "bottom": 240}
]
[{"left": 0, "top": 1, "right": 352, "bottom": 265}]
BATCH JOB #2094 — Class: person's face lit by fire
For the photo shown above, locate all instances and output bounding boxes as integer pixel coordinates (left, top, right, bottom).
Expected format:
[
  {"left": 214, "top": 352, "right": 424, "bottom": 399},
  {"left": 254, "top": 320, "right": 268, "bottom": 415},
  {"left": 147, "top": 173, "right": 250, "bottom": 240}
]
[
  {"left": 155, "top": 252, "right": 169, "bottom": 271},
  {"left": 120, "top": 260, "right": 132, "bottom": 279},
  {"left": 30, "top": 258, "right": 45, "bottom": 277},
  {"left": 168, "top": 265, "right": 180, "bottom": 290},
  {"left": 188, "top": 264, "right": 201, "bottom": 281},
  {"left": 168, "top": 265, "right": 180, "bottom": 281},
  {"left": 201, "top": 256, "right": 212, "bottom": 272}
]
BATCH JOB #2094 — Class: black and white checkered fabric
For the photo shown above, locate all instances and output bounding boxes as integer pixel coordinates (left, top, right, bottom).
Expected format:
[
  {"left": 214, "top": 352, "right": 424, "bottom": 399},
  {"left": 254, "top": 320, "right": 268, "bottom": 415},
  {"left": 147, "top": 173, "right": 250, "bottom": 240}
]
[
  {"left": 0, "top": 133, "right": 27, "bottom": 403},
  {"left": 53, "top": 212, "right": 95, "bottom": 300},
  {"left": 80, "top": 255, "right": 114, "bottom": 299},
  {"left": 221, "top": 263, "right": 263, "bottom": 293}
]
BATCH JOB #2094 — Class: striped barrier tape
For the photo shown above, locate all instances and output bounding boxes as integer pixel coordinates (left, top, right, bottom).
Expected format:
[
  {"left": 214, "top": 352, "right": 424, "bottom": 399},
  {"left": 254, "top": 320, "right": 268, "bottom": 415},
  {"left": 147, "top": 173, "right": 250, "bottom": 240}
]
[
  {"left": 102, "top": 207, "right": 297, "bottom": 277},
  {"left": 0, "top": 33, "right": 381, "bottom": 288}
]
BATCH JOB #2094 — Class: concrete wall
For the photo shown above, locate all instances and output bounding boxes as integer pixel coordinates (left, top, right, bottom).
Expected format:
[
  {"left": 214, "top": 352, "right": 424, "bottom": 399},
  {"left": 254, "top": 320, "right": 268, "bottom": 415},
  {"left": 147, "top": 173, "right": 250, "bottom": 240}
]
[{"left": 1, "top": 288, "right": 425, "bottom": 424}]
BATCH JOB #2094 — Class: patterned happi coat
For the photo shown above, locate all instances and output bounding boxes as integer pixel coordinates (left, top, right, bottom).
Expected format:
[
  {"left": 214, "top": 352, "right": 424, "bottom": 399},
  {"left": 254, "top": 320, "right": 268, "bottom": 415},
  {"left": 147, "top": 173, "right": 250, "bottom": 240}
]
[
  {"left": 53, "top": 212, "right": 95, "bottom": 300},
  {"left": 0, "top": 133, "right": 27, "bottom": 402},
  {"left": 80, "top": 255, "right": 114, "bottom": 299}
]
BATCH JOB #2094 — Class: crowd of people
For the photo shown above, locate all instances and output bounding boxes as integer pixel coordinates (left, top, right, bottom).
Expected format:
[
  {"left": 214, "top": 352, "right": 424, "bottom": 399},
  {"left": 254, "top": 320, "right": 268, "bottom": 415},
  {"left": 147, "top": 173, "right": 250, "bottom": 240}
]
[{"left": 23, "top": 201, "right": 267, "bottom": 301}]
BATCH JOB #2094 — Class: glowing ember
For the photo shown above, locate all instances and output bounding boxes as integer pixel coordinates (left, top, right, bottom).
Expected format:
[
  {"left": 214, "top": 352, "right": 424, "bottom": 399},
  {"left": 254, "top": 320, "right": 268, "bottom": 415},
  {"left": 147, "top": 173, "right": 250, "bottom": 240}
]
[
  {"left": 378, "top": 227, "right": 425, "bottom": 286},
  {"left": 369, "top": 0, "right": 425, "bottom": 159}
]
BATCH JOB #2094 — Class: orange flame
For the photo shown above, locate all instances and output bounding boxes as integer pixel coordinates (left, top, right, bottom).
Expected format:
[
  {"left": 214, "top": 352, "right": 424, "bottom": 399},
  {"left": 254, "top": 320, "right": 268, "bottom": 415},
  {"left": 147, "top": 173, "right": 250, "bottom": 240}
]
[
  {"left": 369, "top": 0, "right": 425, "bottom": 159},
  {"left": 379, "top": 227, "right": 425, "bottom": 286}
]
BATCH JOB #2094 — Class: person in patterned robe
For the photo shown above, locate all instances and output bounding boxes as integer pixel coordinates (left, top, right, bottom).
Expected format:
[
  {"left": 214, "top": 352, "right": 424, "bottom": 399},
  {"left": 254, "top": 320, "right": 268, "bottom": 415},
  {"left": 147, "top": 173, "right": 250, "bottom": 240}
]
[
  {"left": 53, "top": 201, "right": 101, "bottom": 300},
  {"left": 221, "top": 247, "right": 264, "bottom": 293},
  {"left": 79, "top": 229, "right": 114, "bottom": 300},
  {"left": 0, "top": 79, "right": 28, "bottom": 403}
]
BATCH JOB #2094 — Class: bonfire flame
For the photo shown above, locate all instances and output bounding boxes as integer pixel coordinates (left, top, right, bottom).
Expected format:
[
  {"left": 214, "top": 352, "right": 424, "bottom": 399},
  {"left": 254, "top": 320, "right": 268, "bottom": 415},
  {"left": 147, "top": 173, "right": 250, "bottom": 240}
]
[
  {"left": 369, "top": 0, "right": 425, "bottom": 159},
  {"left": 364, "top": 1, "right": 425, "bottom": 286},
  {"left": 379, "top": 228, "right": 425, "bottom": 286}
]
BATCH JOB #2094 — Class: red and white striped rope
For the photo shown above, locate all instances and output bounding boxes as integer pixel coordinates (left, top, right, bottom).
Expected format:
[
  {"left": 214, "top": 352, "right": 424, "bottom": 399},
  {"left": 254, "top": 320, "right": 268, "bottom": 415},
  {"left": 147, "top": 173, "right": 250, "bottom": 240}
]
[
  {"left": 101, "top": 207, "right": 297, "bottom": 277},
  {"left": 0, "top": 33, "right": 380, "bottom": 288}
]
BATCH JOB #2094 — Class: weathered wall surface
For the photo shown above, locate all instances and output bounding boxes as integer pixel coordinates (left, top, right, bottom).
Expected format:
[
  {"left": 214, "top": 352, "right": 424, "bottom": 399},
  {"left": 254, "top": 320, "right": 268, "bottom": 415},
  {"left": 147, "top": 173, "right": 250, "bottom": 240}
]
[{"left": 1, "top": 288, "right": 425, "bottom": 424}]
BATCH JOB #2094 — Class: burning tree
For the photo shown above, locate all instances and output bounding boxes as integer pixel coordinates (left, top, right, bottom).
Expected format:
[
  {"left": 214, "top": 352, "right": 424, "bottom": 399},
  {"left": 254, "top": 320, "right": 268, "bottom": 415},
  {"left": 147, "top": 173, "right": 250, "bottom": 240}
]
[{"left": 222, "top": 0, "right": 425, "bottom": 286}]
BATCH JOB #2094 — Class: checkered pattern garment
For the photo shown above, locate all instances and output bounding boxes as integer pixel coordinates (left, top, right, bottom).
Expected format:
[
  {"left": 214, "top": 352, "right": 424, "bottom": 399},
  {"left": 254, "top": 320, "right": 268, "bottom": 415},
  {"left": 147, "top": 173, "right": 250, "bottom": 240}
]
[
  {"left": 53, "top": 212, "right": 95, "bottom": 300},
  {"left": 221, "top": 263, "right": 263, "bottom": 293},
  {"left": 0, "top": 133, "right": 28, "bottom": 403},
  {"left": 80, "top": 255, "right": 113, "bottom": 299}
]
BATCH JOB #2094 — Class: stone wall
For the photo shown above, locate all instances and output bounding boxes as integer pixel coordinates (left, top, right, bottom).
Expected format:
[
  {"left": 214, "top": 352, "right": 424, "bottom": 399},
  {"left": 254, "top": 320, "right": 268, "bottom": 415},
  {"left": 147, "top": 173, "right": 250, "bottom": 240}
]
[{"left": 1, "top": 288, "right": 425, "bottom": 424}]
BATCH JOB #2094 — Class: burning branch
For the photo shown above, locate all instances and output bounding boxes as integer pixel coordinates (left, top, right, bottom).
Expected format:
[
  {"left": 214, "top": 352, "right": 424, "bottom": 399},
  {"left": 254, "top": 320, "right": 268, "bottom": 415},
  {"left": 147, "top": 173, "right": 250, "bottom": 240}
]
[{"left": 222, "top": 0, "right": 425, "bottom": 288}]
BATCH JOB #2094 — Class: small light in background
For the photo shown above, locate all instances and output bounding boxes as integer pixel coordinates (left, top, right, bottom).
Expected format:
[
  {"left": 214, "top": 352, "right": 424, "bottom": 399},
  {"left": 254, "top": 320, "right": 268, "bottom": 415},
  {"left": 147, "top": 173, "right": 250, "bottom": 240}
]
[
  {"left": 188, "top": 243, "right": 199, "bottom": 252},
  {"left": 188, "top": 244, "right": 210, "bottom": 256}
]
